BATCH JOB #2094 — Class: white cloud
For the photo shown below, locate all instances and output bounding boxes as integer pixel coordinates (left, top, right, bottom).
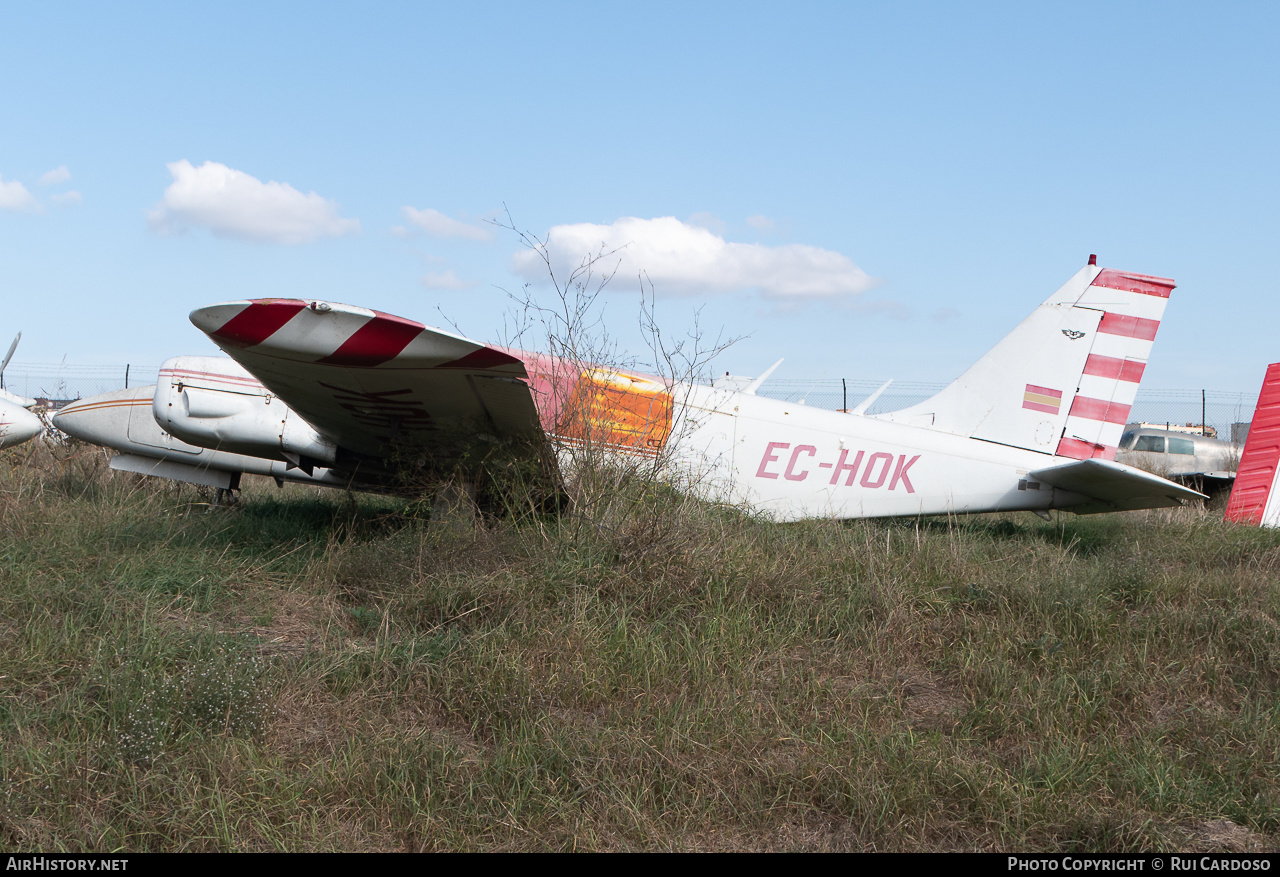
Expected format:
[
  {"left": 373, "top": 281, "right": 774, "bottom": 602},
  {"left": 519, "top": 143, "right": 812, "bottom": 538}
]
[
  {"left": 148, "top": 160, "right": 360, "bottom": 244},
  {"left": 420, "top": 269, "right": 474, "bottom": 290},
  {"left": 511, "top": 216, "right": 876, "bottom": 300},
  {"left": 0, "top": 176, "right": 38, "bottom": 212},
  {"left": 401, "top": 207, "right": 492, "bottom": 241},
  {"left": 745, "top": 214, "right": 774, "bottom": 231},
  {"left": 39, "top": 166, "right": 70, "bottom": 186},
  {"left": 51, "top": 190, "right": 82, "bottom": 205}
]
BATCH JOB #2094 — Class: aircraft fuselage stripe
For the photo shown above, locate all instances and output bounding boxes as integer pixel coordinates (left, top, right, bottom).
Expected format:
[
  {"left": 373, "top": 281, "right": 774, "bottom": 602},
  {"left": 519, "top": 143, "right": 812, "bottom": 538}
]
[{"left": 59, "top": 399, "right": 151, "bottom": 413}]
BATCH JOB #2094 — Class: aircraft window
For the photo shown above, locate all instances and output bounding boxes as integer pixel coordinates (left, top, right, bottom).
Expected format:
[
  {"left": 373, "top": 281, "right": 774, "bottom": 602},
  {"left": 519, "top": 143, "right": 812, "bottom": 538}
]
[
  {"left": 1133, "top": 435, "right": 1165, "bottom": 453},
  {"left": 1119, "top": 432, "right": 1137, "bottom": 449},
  {"left": 1168, "top": 437, "right": 1195, "bottom": 455}
]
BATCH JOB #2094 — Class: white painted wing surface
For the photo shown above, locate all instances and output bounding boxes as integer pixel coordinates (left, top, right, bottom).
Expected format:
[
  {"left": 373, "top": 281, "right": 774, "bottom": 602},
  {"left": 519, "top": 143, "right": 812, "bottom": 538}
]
[
  {"left": 1029, "top": 458, "right": 1204, "bottom": 513},
  {"left": 189, "top": 299, "right": 544, "bottom": 458}
]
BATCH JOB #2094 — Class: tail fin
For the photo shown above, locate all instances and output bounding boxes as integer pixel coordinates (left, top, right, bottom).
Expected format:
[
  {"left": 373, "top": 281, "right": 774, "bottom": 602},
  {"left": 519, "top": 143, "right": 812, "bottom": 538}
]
[
  {"left": 873, "top": 259, "right": 1173, "bottom": 459},
  {"left": 1225, "top": 363, "right": 1280, "bottom": 526}
]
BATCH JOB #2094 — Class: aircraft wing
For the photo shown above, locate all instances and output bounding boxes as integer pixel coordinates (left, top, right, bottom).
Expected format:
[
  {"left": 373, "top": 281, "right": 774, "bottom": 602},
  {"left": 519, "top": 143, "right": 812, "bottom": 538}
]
[
  {"left": 1030, "top": 457, "right": 1204, "bottom": 514},
  {"left": 189, "top": 299, "right": 546, "bottom": 460}
]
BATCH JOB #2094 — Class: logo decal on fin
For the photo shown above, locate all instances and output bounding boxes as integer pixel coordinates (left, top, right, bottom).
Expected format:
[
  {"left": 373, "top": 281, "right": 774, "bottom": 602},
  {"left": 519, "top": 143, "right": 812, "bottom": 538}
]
[{"left": 1062, "top": 329, "right": 1085, "bottom": 340}]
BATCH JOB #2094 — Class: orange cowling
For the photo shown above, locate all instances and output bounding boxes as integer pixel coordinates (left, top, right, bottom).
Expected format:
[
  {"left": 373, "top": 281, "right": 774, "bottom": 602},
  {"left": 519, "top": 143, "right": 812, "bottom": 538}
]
[{"left": 556, "top": 369, "right": 674, "bottom": 456}]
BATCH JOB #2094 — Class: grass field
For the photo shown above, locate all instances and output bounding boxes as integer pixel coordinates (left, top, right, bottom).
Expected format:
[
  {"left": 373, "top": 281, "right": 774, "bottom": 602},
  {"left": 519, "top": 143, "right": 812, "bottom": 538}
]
[{"left": 2, "top": 440, "right": 1279, "bottom": 852}]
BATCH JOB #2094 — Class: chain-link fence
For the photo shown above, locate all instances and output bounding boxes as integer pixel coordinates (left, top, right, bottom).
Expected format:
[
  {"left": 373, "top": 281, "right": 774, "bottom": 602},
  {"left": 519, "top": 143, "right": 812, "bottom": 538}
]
[
  {"left": 1, "top": 364, "right": 160, "bottom": 404},
  {"left": 2, "top": 365, "right": 1262, "bottom": 444}
]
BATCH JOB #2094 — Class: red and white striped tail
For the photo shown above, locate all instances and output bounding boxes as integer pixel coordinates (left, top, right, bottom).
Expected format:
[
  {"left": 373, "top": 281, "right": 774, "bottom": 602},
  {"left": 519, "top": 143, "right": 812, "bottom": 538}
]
[
  {"left": 1225, "top": 363, "right": 1280, "bottom": 526},
  {"left": 1054, "top": 269, "right": 1172, "bottom": 461},
  {"left": 873, "top": 259, "right": 1172, "bottom": 458}
]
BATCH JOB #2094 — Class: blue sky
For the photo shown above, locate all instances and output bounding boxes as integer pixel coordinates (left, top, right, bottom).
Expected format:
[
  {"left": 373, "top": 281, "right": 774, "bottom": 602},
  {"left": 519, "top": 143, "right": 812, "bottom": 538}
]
[{"left": 2, "top": 1, "right": 1277, "bottom": 393}]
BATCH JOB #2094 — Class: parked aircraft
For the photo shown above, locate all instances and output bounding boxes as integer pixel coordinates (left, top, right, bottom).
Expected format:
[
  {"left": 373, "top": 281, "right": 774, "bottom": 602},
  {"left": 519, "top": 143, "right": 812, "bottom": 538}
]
[
  {"left": 1225, "top": 363, "right": 1280, "bottom": 526},
  {"left": 0, "top": 333, "right": 43, "bottom": 450},
  {"left": 54, "top": 257, "right": 1202, "bottom": 519},
  {"left": 1115, "top": 425, "right": 1238, "bottom": 494}
]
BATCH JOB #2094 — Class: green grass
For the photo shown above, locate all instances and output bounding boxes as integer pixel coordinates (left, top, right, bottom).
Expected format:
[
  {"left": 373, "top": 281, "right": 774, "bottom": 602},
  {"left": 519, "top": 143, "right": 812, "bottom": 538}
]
[{"left": 2, "top": 441, "right": 1279, "bottom": 851}]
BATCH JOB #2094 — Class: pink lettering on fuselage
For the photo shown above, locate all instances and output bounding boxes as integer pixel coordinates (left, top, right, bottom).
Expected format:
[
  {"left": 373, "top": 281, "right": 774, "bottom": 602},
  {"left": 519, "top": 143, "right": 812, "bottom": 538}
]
[
  {"left": 754, "top": 442, "right": 919, "bottom": 494},
  {"left": 755, "top": 442, "right": 788, "bottom": 479},
  {"left": 784, "top": 445, "right": 817, "bottom": 481}
]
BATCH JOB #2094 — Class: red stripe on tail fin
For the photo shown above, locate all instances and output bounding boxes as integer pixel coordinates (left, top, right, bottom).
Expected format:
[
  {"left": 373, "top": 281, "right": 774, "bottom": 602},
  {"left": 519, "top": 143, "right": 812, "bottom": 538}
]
[
  {"left": 1091, "top": 269, "right": 1175, "bottom": 298},
  {"left": 1083, "top": 354, "right": 1146, "bottom": 383},
  {"left": 1056, "top": 437, "right": 1115, "bottom": 460},
  {"left": 1098, "top": 313, "right": 1160, "bottom": 341},
  {"left": 1068, "top": 396, "right": 1132, "bottom": 425},
  {"left": 1225, "top": 363, "right": 1280, "bottom": 525}
]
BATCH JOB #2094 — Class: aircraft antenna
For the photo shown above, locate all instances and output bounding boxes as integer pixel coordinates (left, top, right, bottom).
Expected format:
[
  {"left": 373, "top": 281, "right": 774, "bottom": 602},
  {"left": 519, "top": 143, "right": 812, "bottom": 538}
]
[
  {"left": 743, "top": 358, "right": 784, "bottom": 395},
  {"left": 850, "top": 379, "right": 893, "bottom": 415}
]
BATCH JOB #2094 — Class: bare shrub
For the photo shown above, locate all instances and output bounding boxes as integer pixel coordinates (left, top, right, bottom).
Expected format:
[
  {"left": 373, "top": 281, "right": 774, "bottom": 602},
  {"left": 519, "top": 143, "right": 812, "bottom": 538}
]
[{"left": 490, "top": 210, "right": 737, "bottom": 538}]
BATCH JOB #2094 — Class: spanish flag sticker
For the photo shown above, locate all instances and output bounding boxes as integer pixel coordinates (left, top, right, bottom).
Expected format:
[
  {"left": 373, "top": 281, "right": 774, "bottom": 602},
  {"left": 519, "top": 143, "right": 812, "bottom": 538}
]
[{"left": 1022, "top": 384, "right": 1062, "bottom": 415}]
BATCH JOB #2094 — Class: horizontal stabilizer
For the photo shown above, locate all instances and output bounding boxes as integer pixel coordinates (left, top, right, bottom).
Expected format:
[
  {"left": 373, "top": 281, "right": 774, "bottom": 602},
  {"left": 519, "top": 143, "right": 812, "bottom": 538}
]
[{"left": 1031, "top": 457, "right": 1203, "bottom": 514}]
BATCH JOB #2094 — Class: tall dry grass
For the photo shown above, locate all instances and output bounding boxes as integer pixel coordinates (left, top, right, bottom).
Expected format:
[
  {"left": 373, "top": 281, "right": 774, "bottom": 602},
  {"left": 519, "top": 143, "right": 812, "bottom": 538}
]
[{"left": 2, "top": 440, "right": 1279, "bottom": 851}]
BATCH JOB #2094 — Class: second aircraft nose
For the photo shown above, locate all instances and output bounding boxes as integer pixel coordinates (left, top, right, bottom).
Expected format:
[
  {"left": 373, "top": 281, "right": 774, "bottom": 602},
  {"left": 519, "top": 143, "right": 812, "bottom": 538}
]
[{"left": 0, "top": 402, "right": 43, "bottom": 449}]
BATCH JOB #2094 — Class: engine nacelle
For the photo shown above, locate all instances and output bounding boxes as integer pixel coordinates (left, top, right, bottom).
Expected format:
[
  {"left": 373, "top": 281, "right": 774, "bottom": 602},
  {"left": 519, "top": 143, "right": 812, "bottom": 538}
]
[{"left": 154, "top": 356, "right": 337, "bottom": 470}]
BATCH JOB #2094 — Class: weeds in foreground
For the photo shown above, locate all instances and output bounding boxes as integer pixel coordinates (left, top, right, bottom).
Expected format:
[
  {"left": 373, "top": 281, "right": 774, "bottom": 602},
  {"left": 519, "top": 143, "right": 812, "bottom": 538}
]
[{"left": 2, "top": 444, "right": 1279, "bottom": 851}]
